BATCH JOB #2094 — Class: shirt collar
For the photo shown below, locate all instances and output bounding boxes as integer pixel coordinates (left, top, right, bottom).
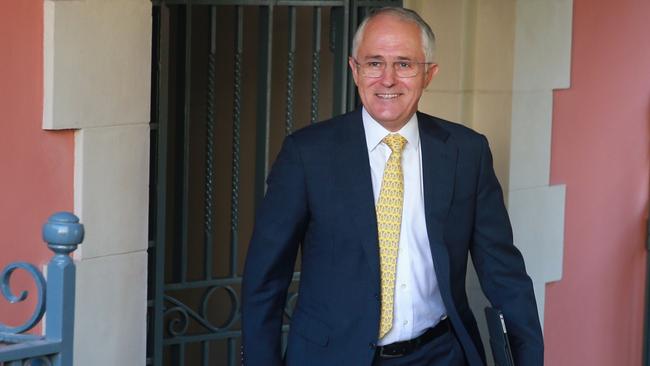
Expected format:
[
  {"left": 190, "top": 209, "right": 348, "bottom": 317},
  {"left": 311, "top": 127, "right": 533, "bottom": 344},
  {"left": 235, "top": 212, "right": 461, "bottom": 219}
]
[{"left": 362, "top": 107, "right": 419, "bottom": 153}]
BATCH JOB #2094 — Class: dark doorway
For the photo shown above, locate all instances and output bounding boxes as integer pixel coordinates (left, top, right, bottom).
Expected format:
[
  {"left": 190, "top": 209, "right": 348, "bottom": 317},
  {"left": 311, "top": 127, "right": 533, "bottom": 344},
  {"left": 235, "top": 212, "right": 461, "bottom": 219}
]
[{"left": 147, "top": 1, "right": 402, "bottom": 365}]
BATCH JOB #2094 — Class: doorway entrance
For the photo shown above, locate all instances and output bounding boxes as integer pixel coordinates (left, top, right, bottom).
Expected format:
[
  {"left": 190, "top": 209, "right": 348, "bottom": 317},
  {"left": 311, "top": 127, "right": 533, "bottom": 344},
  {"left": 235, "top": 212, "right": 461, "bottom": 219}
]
[{"left": 146, "top": 1, "right": 402, "bottom": 365}]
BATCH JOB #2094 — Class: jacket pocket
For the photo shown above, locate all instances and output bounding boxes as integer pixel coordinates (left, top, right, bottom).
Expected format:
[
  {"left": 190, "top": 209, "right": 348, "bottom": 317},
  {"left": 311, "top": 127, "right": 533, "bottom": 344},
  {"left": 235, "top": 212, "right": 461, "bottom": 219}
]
[{"left": 289, "top": 308, "right": 330, "bottom": 346}]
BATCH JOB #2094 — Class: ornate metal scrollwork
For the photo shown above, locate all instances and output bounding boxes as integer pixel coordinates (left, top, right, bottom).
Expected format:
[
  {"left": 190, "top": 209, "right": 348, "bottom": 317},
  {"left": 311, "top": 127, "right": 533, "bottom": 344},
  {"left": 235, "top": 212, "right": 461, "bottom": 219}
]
[
  {"left": 0, "top": 262, "right": 46, "bottom": 339},
  {"left": 163, "top": 285, "right": 241, "bottom": 338},
  {"left": 200, "top": 285, "right": 239, "bottom": 330},
  {"left": 163, "top": 303, "right": 190, "bottom": 337}
]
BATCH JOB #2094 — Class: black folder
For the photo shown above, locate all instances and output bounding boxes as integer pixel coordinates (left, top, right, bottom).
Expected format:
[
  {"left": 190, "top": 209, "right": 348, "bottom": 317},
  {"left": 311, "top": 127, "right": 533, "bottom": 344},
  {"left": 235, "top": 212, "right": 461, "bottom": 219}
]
[{"left": 484, "top": 307, "right": 515, "bottom": 366}]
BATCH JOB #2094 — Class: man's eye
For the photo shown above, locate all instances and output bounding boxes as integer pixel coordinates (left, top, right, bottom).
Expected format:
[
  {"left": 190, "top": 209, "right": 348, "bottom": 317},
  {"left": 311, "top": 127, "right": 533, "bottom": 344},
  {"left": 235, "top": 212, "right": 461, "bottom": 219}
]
[
  {"left": 397, "top": 62, "right": 413, "bottom": 69},
  {"left": 366, "top": 61, "right": 384, "bottom": 68}
]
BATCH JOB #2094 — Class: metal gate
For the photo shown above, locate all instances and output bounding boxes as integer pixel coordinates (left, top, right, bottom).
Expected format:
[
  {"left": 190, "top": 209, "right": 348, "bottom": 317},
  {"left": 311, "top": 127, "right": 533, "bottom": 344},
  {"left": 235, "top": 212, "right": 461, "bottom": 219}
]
[{"left": 147, "top": 1, "right": 401, "bottom": 365}]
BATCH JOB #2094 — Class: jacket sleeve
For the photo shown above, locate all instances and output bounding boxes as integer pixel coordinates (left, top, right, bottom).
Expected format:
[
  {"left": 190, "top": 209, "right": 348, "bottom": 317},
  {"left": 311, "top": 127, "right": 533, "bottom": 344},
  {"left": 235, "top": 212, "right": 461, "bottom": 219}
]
[
  {"left": 241, "top": 135, "right": 309, "bottom": 366},
  {"left": 469, "top": 135, "right": 544, "bottom": 366}
]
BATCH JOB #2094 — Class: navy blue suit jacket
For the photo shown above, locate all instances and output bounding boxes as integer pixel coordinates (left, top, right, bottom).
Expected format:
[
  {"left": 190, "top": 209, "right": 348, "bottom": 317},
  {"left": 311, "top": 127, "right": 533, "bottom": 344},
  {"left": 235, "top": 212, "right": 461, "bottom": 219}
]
[{"left": 242, "top": 109, "right": 543, "bottom": 366}]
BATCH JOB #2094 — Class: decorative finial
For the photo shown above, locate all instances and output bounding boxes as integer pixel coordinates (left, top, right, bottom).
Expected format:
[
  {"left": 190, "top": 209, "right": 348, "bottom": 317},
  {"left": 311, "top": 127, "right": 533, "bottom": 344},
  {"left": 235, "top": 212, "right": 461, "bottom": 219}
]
[{"left": 42, "top": 212, "right": 84, "bottom": 255}]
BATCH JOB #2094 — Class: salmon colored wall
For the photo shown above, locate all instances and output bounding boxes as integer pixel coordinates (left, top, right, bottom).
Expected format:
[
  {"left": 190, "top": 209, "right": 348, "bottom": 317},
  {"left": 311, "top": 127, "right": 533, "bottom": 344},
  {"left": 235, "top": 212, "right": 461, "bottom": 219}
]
[
  {"left": 546, "top": 0, "right": 650, "bottom": 364},
  {"left": 0, "top": 1, "right": 74, "bottom": 329}
]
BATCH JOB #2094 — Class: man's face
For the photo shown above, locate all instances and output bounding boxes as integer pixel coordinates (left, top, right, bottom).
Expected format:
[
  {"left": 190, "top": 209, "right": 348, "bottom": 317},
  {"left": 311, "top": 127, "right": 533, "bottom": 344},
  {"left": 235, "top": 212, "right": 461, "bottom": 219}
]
[{"left": 349, "top": 15, "right": 438, "bottom": 131}]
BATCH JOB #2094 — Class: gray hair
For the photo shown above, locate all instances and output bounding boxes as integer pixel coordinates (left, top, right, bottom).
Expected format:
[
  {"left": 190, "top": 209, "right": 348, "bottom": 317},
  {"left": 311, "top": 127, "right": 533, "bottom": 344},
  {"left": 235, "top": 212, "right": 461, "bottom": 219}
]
[{"left": 351, "top": 7, "right": 436, "bottom": 63}]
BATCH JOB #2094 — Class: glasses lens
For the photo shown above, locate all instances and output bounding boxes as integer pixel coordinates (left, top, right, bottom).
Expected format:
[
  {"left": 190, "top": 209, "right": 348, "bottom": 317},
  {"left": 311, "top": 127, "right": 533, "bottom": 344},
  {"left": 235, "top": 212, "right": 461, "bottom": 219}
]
[{"left": 358, "top": 60, "right": 422, "bottom": 78}]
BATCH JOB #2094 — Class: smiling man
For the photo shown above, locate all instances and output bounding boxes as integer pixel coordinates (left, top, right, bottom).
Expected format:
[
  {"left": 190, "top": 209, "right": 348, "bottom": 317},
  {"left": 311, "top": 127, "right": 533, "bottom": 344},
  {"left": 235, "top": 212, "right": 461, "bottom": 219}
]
[{"left": 242, "top": 7, "right": 543, "bottom": 366}]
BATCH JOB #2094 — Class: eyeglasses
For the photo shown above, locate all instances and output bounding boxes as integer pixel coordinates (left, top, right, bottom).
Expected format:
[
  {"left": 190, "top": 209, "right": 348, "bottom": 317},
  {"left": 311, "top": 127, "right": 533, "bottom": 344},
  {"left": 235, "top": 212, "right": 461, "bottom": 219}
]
[{"left": 351, "top": 57, "right": 434, "bottom": 78}]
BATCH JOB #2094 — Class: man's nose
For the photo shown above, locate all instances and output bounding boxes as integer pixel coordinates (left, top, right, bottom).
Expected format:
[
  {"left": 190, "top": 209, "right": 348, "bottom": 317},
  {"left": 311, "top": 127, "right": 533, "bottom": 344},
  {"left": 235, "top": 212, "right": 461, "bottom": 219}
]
[{"left": 381, "top": 65, "right": 397, "bottom": 87}]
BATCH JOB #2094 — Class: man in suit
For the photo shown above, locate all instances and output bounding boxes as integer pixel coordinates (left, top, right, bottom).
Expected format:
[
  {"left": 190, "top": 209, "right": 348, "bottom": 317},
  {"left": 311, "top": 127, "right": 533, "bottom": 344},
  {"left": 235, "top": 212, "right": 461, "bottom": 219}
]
[{"left": 242, "top": 7, "right": 543, "bottom": 366}]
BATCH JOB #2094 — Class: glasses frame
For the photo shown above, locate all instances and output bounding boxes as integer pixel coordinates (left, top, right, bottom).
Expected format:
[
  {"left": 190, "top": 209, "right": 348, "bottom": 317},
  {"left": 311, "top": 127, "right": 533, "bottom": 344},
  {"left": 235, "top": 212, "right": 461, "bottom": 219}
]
[{"left": 350, "top": 57, "right": 435, "bottom": 78}]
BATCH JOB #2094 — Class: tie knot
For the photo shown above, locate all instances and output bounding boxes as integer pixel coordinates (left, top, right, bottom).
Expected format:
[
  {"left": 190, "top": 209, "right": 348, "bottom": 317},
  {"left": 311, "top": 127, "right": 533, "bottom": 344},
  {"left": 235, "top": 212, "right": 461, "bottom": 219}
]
[{"left": 383, "top": 134, "right": 407, "bottom": 154}]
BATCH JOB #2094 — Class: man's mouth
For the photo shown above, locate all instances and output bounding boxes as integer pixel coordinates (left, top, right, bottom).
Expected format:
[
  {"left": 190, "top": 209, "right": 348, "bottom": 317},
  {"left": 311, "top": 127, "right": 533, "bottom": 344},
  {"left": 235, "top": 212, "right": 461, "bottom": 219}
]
[{"left": 375, "top": 93, "right": 401, "bottom": 100}]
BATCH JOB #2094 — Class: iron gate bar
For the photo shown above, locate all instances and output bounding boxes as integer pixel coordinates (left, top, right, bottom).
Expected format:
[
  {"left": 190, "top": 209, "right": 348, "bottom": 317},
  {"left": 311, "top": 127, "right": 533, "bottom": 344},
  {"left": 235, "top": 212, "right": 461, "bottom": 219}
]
[
  {"left": 310, "top": 6, "right": 321, "bottom": 124},
  {"left": 346, "top": 1, "right": 358, "bottom": 110},
  {"left": 285, "top": 6, "right": 296, "bottom": 135},
  {"left": 254, "top": 5, "right": 274, "bottom": 205},
  {"left": 180, "top": 2, "right": 193, "bottom": 287},
  {"left": 163, "top": 330, "right": 243, "bottom": 345},
  {"left": 161, "top": 323, "right": 290, "bottom": 345},
  {"left": 203, "top": 7, "right": 218, "bottom": 364},
  {"left": 164, "top": 272, "right": 300, "bottom": 290},
  {"left": 228, "top": 8, "right": 245, "bottom": 365},
  {"left": 204, "top": 5, "right": 217, "bottom": 283},
  {"left": 153, "top": 4, "right": 171, "bottom": 365},
  {"left": 231, "top": 5, "right": 244, "bottom": 279},
  {"left": 177, "top": 4, "right": 194, "bottom": 361},
  {"left": 330, "top": 3, "right": 349, "bottom": 115}
]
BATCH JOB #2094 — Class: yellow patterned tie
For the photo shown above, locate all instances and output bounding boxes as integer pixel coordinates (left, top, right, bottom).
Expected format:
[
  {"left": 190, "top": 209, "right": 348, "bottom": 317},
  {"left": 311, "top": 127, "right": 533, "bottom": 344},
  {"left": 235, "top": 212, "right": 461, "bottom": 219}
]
[{"left": 377, "top": 133, "right": 407, "bottom": 338}]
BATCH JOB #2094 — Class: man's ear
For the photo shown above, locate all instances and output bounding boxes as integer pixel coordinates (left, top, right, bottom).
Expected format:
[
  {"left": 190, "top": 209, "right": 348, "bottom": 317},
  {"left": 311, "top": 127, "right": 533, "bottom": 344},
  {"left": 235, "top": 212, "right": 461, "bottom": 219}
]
[
  {"left": 348, "top": 57, "right": 360, "bottom": 86},
  {"left": 423, "top": 63, "right": 439, "bottom": 88}
]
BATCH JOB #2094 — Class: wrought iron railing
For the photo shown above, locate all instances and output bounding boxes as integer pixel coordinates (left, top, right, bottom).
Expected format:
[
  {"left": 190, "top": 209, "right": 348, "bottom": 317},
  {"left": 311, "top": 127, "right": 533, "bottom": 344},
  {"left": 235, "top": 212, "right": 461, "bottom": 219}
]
[{"left": 0, "top": 212, "right": 84, "bottom": 366}]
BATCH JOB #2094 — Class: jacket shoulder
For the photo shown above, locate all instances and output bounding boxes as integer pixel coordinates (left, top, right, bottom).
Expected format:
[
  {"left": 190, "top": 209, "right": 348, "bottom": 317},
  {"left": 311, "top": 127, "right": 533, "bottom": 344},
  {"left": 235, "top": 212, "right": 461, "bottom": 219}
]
[
  {"left": 288, "top": 109, "right": 360, "bottom": 144},
  {"left": 418, "top": 112, "right": 487, "bottom": 146}
]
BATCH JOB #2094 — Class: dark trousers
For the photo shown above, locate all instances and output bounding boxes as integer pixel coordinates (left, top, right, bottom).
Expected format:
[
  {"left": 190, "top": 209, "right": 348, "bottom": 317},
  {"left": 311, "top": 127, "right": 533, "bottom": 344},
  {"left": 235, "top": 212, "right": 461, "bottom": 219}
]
[{"left": 372, "top": 330, "right": 468, "bottom": 366}]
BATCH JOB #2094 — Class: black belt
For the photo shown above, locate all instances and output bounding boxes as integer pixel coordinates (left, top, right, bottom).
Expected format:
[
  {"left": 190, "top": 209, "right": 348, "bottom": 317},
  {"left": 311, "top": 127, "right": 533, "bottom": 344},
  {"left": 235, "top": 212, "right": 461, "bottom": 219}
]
[{"left": 376, "top": 318, "right": 450, "bottom": 359}]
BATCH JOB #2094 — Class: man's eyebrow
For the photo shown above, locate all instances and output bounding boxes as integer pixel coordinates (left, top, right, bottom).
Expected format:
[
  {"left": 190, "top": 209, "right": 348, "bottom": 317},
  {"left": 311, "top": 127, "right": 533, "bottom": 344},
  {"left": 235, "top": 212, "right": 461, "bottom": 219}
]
[
  {"left": 361, "top": 55, "right": 386, "bottom": 60},
  {"left": 361, "top": 55, "right": 415, "bottom": 61}
]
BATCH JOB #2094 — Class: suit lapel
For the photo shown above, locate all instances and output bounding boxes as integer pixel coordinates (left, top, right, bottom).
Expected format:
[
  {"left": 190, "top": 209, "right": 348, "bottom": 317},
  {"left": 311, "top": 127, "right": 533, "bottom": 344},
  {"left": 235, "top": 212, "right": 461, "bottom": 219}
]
[
  {"left": 332, "top": 111, "right": 380, "bottom": 283},
  {"left": 418, "top": 113, "right": 458, "bottom": 298}
]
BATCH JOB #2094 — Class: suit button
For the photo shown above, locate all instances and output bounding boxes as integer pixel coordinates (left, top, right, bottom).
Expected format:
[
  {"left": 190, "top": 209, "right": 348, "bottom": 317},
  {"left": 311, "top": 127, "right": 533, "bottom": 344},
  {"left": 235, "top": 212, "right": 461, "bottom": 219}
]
[
  {"left": 369, "top": 342, "right": 376, "bottom": 349},
  {"left": 374, "top": 293, "right": 380, "bottom": 300}
]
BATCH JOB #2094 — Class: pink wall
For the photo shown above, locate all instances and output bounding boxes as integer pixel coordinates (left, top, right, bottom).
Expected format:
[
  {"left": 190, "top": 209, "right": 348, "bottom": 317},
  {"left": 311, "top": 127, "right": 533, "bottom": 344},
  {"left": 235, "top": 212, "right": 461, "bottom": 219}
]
[
  {"left": 0, "top": 1, "right": 74, "bottom": 329},
  {"left": 546, "top": 0, "right": 650, "bottom": 364}
]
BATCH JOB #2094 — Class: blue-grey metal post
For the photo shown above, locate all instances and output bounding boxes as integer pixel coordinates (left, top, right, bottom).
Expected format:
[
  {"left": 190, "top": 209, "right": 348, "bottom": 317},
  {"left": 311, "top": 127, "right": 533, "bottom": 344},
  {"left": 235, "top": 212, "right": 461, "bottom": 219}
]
[
  {"left": 42, "top": 212, "right": 84, "bottom": 366},
  {"left": 642, "top": 128, "right": 650, "bottom": 365}
]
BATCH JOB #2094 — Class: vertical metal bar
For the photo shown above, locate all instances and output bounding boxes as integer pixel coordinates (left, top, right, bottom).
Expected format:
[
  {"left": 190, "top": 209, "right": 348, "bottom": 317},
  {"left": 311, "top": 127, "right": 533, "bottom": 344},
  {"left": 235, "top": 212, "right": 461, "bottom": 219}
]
[
  {"left": 154, "top": 4, "right": 171, "bottom": 365},
  {"left": 180, "top": 2, "right": 193, "bottom": 284},
  {"left": 347, "top": 2, "right": 359, "bottom": 110},
  {"left": 331, "top": 3, "right": 350, "bottom": 115},
  {"left": 285, "top": 6, "right": 296, "bottom": 135},
  {"left": 204, "top": 6, "right": 217, "bottom": 283},
  {"left": 310, "top": 7, "right": 322, "bottom": 124},
  {"left": 178, "top": 344, "right": 185, "bottom": 366},
  {"left": 202, "top": 342, "right": 209, "bottom": 366},
  {"left": 231, "top": 6, "right": 243, "bottom": 277},
  {"left": 203, "top": 7, "right": 218, "bottom": 365},
  {"left": 254, "top": 5, "right": 273, "bottom": 207},
  {"left": 227, "top": 338, "right": 236, "bottom": 366},
  {"left": 342, "top": 2, "right": 350, "bottom": 113}
]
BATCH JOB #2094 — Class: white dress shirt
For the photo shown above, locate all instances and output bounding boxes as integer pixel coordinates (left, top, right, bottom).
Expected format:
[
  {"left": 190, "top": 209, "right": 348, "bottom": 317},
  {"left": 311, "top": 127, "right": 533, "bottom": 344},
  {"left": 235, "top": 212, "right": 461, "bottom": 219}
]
[{"left": 362, "top": 108, "right": 447, "bottom": 345}]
